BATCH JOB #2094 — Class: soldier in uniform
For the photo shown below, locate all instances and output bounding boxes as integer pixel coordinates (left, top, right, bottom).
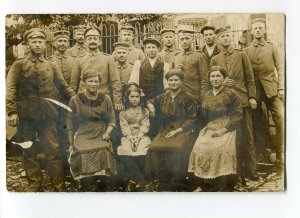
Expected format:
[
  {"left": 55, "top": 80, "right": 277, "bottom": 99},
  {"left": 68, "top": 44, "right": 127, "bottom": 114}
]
[
  {"left": 113, "top": 41, "right": 133, "bottom": 99},
  {"left": 47, "top": 30, "right": 75, "bottom": 174},
  {"left": 157, "top": 28, "right": 180, "bottom": 67},
  {"left": 200, "top": 25, "right": 220, "bottom": 67},
  {"left": 173, "top": 29, "right": 209, "bottom": 106},
  {"left": 70, "top": 26, "right": 123, "bottom": 111},
  {"left": 245, "top": 18, "right": 284, "bottom": 163},
  {"left": 117, "top": 24, "right": 145, "bottom": 65},
  {"left": 211, "top": 26, "right": 259, "bottom": 181},
  {"left": 6, "top": 28, "right": 75, "bottom": 191},
  {"left": 68, "top": 25, "right": 88, "bottom": 58}
]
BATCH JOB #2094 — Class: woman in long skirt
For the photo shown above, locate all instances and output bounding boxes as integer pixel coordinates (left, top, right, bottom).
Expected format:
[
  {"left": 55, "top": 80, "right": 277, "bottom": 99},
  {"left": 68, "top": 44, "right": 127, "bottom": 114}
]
[
  {"left": 188, "top": 66, "right": 243, "bottom": 192},
  {"left": 67, "top": 69, "right": 116, "bottom": 191},
  {"left": 146, "top": 68, "right": 198, "bottom": 191}
]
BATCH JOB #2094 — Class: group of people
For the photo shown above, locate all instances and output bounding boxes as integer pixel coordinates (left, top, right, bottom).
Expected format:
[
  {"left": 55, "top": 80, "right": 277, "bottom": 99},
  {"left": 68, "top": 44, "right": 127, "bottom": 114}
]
[{"left": 6, "top": 18, "right": 284, "bottom": 192}]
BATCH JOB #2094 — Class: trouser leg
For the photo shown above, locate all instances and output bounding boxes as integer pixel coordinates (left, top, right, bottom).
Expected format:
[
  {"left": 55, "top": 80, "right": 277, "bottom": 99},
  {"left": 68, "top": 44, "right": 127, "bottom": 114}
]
[
  {"left": 39, "top": 120, "right": 64, "bottom": 190},
  {"left": 238, "top": 107, "right": 257, "bottom": 173},
  {"left": 253, "top": 101, "right": 270, "bottom": 159},
  {"left": 265, "top": 96, "right": 284, "bottom": 161}
]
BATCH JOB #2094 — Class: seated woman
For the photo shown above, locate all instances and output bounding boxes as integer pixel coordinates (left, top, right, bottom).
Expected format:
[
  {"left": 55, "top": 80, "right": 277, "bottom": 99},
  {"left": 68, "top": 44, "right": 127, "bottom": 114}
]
[
  {"left": 188, "top": 66, "right": 243, "bottom": 192},
  {"left": 146, "top": 68, "right": 198, "bottom": 191},
  {"left": 67, "top": 69, "right": 116, "bottom": 192}
]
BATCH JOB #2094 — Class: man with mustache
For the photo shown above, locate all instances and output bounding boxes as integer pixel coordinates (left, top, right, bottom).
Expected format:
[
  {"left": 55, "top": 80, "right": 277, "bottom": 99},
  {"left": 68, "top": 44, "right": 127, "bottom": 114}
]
[
  {"left": 113, "top": 42, "right": 133, "bottom": 99},
  {"left": 68, "top": 25, "right": 88, "bottom": 58},
  {"left": 245, "top": 18, "right": 284, "bottom": 164},
  {"left": 47, "top": 30, "right": 75, "bottom": 175},
  {"left": 158, "top": 28, "right": 180, "bottom": 67},
  {"left": 117, "top": 24, "right": 145, "bottom": 65},
  {"left": 210, "top": 26, "right": 258, "bottom": 181},
  {"left": 6, "top": 28, "right": 75, "bottom": 191},
  {"left": 71, "top": 26, "right": 123, "bottom": 111},
  {"left": 200, "top": 25, "right": 220, "bottom": 67}
]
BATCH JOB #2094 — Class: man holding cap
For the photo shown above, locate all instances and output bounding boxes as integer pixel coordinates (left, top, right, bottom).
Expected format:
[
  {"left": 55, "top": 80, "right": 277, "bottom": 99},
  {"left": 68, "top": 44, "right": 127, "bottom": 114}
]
[
  {"left": 70, "top": 26, "right": 123, "bottom": 111},
  {"left": 158, "top": 28, "right": 179, "bottom": 66},
  {"left": 211, "top": 25, "right": 258, "bottom": 181},
  {"left": 118, "top": 24, "right": 145, "bottom": 65},
  {"left": 128, "top": 37, "right": 169, "bottom": 101},
  {"left": 48, "top": 30, "right": 75, "bottom": 174},
  {"left": 174, "top": 29, "right": 209, "bottom": 105},
  {"left": 200, "top": 25, "right": 220, "bottom": 66},
  {"left": 6, "top": 28, "right": 75, "bottom": 191},
  {"left": 68, "top": 25, "right": 88, "bottom": 58},
  {"left": 245, "top": 18, "right": 284, "bottom": 164}
]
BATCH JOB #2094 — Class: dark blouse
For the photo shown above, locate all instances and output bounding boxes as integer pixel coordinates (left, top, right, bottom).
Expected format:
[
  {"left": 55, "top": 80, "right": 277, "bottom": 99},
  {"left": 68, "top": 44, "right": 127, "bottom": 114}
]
[
  {"left": 201, "top": 87, "right": 243, "bottom": 131},
  {"left": 147, "top": 89, "right": 197, "bottom": 132}
]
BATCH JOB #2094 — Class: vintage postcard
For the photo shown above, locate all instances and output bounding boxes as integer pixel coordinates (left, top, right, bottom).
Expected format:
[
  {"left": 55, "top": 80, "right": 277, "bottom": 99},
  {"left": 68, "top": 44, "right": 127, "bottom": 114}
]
[{"left": 5, "top": 13, "right": 285, "bottom": 193}]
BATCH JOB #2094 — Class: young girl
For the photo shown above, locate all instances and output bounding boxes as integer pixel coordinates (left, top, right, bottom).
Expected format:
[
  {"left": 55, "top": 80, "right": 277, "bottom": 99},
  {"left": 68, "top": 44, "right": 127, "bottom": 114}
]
[{"left": 117, "top": 86, "right": 151, "bottom": 191}]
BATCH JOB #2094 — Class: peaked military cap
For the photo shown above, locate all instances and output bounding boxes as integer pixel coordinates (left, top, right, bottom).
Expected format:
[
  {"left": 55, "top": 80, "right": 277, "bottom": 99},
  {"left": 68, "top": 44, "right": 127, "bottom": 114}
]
[
  {"left": 84, "top": 26, "right": 101, "bottom": 37},
  {"left": 215, "top": 26, "right": 231, "bottom": 37},
  {"left": 53, "top": 30, "right": 70, "bottom": 40},
  {"left": 200, "top": 25, "right": 216, "bottom": 35},
  {"left": 143, "top": 37, "right": 161, "bottom": 47},
  {"left": 73, "top": 25, "right": 87, "bottom": 33},
  {"left": 120, "top": 24, "right": 135, "bottom": 33},
  {"left": 160, "top": 28, "right": 176, "bottom": 35},
  {"left": 251, "top": 18, "right": 266, "bottom": 25},
  {"left": 178, "top": 29, "right": 195, "bottom": 37},
  {"left": 23, "top": 28, "right": 46, "bottom": 41},
  {"left": 113, "top": 42, "right": 130, "bottom": 50}
]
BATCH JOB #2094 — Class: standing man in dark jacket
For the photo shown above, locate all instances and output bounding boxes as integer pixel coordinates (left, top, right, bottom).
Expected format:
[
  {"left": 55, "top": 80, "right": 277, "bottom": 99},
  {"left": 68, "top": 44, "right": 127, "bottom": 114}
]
[
  {"left": 245, "top": 18, "right": 284, "bottom": 163},
  {"left": 211, "top": 26, "right": 259, "bottom": 180},
  {"left": 200, "top": 25, "right": 220, "bottom": 67},
  {"left": 6, "top": 28, "right": 75, "bottom": 191},
  {"left": 173, "top": 29, "right": 209, "bottom": 105},
  {"left": 48, "top": 30, "right": 75, "bottom": 175}
]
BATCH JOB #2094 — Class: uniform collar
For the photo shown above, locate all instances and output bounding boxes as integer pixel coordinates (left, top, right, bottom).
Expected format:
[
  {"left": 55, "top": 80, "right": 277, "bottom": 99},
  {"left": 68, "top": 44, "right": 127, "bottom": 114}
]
[
  {"left": 222, "top": 45, "right": 234, "bottom": 55},
  {"left": 116, "top": 62, "right": 129, "bottom": 69},
  {"left": 128, "top": 45, "right": 135, "bottom": 51},
  {"left": 75, "top": 43, "right": 87, "bottom": 49},
  {"left": 252, "top": 38, "right": 266, "bottom": 47},
  {"left": 163, "top": 46, "right": 175, "bottom": 52},
  {"left": 88, "top": 49, "right": 100, "bottom": 56},
  {"left": 54, "top": 51, "right": 68, "bottom": 59},
  {"left": 28, "top": 53, "right": 45, "bottom": 62},
  {"left": 183, "top": 48, "right": 194, "bottom": 55}
]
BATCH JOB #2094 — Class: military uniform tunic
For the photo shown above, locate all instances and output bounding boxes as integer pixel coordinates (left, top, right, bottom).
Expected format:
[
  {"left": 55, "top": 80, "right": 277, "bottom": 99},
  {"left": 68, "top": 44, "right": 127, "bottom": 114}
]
[
  {"left": 173, "top": 48, "right": 209, "bottom": 104},
  {"left": 71, "top": 50, "right": 122, "bottom": 105},
  {"left": 158, "top": 46, "right": 180, "bottom": 67},
  {"left": 6, "top": 54, "right": 75, "bottom": 190},
  {"left": 68, "top": 43, "right": 88, "bottom": 59}
]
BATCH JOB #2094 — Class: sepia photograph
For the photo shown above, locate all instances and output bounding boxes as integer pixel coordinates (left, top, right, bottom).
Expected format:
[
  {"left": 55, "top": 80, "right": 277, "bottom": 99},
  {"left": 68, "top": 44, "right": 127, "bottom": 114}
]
[{"left": 5, "top": 13, "right": 285, "bottom": 193}]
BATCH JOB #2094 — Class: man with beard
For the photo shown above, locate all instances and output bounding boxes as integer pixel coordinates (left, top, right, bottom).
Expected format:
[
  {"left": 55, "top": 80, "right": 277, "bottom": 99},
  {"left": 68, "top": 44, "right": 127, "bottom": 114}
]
[
  {"left": 245, "top": 18, "right": 284, "bottom": 164},
  {"left": 68, "top": 25, "right": 88, "bottom": 58},
  {"left": 158, "top": 28, "right": 180, "bottom": 66},
  {"left": 117, "top": 24, "right": 145, "bottom": 65},
  {"left": 70, "top": 26, "right": 123, "bottom": 111},
  {"left": 200, "top": 25, "right": 220, "bottom": 67},
  {"left": 211, "top": 26, "right": 258, "bottom": 181},
  {"left": 47, "top": 30, "right": 75, "bottom": 174},
  {"left": 6, "top": 28, "right": 75, "bottom": 191}
]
